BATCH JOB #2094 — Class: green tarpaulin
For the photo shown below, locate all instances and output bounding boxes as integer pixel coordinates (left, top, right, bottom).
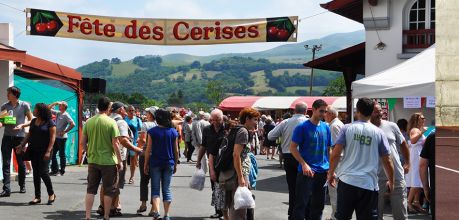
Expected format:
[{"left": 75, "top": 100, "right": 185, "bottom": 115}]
[{"left": 14, "top": 75, "right": 79, "bottom": 165}]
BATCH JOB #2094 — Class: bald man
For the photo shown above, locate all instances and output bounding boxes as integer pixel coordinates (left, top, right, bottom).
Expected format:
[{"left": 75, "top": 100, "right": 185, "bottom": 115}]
[{"left": 268, "top": 102, "right": 309, "bottom": 219}]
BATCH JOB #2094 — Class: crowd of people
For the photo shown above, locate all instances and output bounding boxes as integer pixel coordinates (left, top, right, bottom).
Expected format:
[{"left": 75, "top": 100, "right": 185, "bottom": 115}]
[{"left": 0, "top": 86, "right": 435, "bottom": 220}]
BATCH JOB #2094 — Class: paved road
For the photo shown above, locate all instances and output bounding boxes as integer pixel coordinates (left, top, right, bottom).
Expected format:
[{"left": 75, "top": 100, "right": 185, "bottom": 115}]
[
  {"left": 0, "top": 154, "right": 431, "bottom": 219},
  {"left": 436, "top": 128, "right": 459, "bottom": 219}
]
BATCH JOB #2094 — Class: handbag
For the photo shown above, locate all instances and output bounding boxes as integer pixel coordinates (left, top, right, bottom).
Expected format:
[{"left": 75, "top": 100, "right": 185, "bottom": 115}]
[
  {"left": 21, "top": 147, "right": 31, "bottom": 161},
  {"left": 218, "top": 168, "right": 237, "bottom": 191}
]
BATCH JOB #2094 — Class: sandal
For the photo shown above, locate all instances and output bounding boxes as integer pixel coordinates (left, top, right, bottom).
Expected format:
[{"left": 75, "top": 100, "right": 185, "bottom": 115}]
[
  {"left": 129, "top": 178, "right": 134, "bottom": 184},
  {"left": 149, "top": 211, "right": 161, "bottom": 219},
  {"left": 210, "top": 213, "right": 222, "bottom": 218},
  {"left": 137, "top": 205, "right": 147, "bottom": 214},
  {"left": 29, "top": 198, "right": 41, "bottom": 205}
]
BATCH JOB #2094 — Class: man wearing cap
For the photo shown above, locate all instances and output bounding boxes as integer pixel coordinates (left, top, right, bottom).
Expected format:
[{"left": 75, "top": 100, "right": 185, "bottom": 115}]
[
  {"left": 97, "top": 101, "right": 143, "bottom": 216},
  {"left": 48, "top": 101, "right": 75, "bottom": 176}
]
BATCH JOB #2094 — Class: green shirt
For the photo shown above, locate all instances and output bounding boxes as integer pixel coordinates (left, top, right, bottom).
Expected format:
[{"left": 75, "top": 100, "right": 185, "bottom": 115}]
[{"left": 83, "top": 114, "right": 120, "bottom": 165}]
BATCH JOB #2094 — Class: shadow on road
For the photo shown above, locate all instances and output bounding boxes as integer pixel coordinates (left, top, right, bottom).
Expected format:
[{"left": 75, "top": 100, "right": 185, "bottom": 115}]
[{"left": 255, "top": 175, "right": 288, "bottom": 194}]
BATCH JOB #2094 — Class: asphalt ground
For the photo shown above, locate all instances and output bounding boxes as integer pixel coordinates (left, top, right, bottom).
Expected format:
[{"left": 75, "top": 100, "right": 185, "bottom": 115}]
[
  {"left": 0, "top": 151, "right": 432, "bottom": 219},
  {"left": 435, "top": 127, "right": 459, "bottom": 220}
]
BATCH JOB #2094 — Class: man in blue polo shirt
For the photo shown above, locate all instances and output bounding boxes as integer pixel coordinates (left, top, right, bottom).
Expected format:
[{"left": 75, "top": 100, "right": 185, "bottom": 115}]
[{"left": 290, "top": 99, "right": 332, "bottom": 220}]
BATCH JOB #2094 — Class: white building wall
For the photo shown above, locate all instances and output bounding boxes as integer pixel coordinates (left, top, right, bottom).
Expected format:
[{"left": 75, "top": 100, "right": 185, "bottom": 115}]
[
  {"left": 0, "top": 23, "right": 15, "bottom": 140},
  {"left": 364, "top": 0, "right": 409, "bottom": 76}
]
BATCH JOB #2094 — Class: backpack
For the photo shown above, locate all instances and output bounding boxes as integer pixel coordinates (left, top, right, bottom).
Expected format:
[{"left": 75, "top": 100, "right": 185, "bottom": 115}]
[{"left": 214, "top": 125, "right": 246, "bottom": 173}]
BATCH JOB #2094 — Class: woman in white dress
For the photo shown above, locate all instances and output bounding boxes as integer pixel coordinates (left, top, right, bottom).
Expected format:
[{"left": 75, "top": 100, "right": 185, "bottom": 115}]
[{"left": 405, "top": 112, "right": 427, "bottom": 214}]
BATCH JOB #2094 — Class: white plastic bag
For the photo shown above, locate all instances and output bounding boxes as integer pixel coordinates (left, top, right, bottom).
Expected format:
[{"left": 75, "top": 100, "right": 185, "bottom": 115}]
[
  {"left": 233, "top": 186, "right": 255, "bottom": 210},
  {"left": 189, "top": 168, "right": 206, "bottom": 191}
]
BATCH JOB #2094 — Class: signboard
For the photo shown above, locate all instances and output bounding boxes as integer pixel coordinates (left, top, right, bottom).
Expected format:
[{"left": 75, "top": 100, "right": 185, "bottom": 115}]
[
  {"left": 374, "top": 98, "right": 389, "bottom": 120},
  {"left": 403, "top": 96, "right": 422, "bottom": 108},
  {"left": 426, "top": 96, "right": 435, "bottom": 108},
  {"left": 26, "top": 8, "right": 298, "bottom": 45}
]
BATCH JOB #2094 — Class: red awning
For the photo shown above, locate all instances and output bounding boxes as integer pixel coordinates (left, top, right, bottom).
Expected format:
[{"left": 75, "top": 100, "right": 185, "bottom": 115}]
[
  {"left": 18, "top": 54, "right": 82, "bottom": 87},
  {"left": 218, "top": 96, "right": 261, "bottom": 111},
  {"left": 219, "top": 96, "right": 341, "bottom": 111},
  {"left": 0, "top": 43, "right": 26, "bottom": 63},
  {"left": 320, "top": 0, "right": 363, "bottom": 23}
]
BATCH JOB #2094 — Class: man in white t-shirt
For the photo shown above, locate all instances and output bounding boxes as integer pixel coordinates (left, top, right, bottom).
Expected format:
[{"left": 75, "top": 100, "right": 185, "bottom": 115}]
[
  {"left": 371, "top": 103, "right": 410, "bottom": 220},
  {"left": 328, "top": 97, "right": 394, "bottom": 220}
]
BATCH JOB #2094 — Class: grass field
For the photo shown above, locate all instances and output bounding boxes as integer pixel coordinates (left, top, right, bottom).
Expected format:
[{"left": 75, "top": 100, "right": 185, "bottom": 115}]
[
  {"left": 250, "top": 70, "right": 277, "bottom": 94},
  {"left": 111, "top": 61, "right": 139, "bottom": 77}
]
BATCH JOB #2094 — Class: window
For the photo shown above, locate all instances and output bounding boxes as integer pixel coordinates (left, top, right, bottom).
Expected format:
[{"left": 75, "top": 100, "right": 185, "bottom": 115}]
[
  {"left": 407, "top": 0, "right": 435, "bottom": 30},
  {"left": 403, "top": 0, "right": 435, "bottom": 49}
]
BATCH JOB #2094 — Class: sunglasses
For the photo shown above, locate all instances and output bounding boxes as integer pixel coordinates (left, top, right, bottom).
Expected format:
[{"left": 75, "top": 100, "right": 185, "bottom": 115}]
[{"left": 319, "top": 110, "right": 328, "bottom": 113}]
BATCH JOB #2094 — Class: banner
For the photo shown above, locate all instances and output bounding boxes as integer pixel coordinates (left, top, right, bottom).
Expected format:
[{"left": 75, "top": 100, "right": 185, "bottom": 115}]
[
  {"left": 26, "top": 8, "right": 298, "bottom": 45},
  {"left": 374, "top": 98, "right": 389, "bottom": 120},
  {"left": 403, "top": 96, "right": 421, "bottom": 109},
  {"left": 426, "top": 96, "right": 435, "bottom": 108}
]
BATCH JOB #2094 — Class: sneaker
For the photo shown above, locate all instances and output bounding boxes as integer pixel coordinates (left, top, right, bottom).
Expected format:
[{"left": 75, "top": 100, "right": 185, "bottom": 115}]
[
  {"left": 0, "top": 191, "right": 10, "bottom": 197},
  {"left": 20, "top": 186, "right": 26, "bottom": 193},
  {"left": 49, "top": 172, "right": 58, "bottom": 176}
]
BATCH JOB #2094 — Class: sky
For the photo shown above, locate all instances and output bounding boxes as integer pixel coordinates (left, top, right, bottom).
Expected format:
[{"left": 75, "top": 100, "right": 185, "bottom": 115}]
[{"left": 0, "top": 0, "right": 363, "bottom": 68}]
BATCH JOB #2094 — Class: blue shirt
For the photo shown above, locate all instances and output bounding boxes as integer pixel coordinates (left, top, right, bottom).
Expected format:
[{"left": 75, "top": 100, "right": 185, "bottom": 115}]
[
  {"left": 148, "top": 126, "right": 178, "bottom": 167},
  {"left": 125, "top": 116, "right": 142, "bottom": 146},
  {"left": 292, "top": 120, "right": 332, "bottom": 173}
]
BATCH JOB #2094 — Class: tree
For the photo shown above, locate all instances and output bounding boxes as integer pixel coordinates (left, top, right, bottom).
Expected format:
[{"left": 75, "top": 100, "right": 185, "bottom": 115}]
[
  {"left": 322, "top": 76, "right": 346, "bottom": 96},
  {"left": 190, "top": 60, "right": 201, "bottom": 69},
  {"left": 206, "top": 80, "right": 225, "bottom": 106},
  {"left": 110, "top": 58, "right": 121, "bottom": 64}
]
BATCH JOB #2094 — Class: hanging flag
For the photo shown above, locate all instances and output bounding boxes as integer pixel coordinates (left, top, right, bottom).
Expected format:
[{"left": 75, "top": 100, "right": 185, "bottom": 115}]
[{"left": 26, "top": 8, "right": 298, "bottom": 45}]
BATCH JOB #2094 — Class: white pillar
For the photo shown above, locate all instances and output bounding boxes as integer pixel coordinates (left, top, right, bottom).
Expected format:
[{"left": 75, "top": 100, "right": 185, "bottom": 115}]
[{"left": 0, "top": 23, "right": 15, "bottom": 181}]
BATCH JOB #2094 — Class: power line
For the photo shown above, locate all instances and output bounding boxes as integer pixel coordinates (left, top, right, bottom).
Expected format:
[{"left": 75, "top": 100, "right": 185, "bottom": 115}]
[
  {"left": 0, "top": 2, "right": 25, "bottom": 13},
  {"left": 299, "top": 11, "right": 329, "bottom": 22}
]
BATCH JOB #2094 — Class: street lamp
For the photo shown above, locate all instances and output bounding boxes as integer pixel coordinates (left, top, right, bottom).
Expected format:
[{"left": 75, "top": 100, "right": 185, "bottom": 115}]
[{"left": 305, "top": 44, "right": 322, "bottom": 96}]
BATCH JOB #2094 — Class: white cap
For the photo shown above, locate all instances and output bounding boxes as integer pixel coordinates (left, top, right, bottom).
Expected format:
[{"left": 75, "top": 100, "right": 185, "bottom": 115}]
[{"left": 145, "top": 106, "right": 159, "bottom": 115}]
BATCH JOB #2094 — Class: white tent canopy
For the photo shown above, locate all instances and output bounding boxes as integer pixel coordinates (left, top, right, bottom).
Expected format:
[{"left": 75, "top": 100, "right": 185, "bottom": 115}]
[{"left": 352, "top": 45, "right": 435, "bottom": 98}]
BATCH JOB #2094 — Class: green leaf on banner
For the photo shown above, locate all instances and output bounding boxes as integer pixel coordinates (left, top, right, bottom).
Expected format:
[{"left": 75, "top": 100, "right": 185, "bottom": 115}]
[
  {"left": 32, "top": 13, "right": 39, "bottom": 24},
  {"left": 388, "top": 98, "right": 397, "bottom": 111},
  {"left": 41, "top": 12, "right": 54, "bottom": 19}
]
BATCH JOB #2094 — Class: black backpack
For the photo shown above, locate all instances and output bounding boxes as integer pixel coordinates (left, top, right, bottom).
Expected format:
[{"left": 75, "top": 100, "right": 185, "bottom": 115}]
[{"left": 215, "top": 125, "right": 246, "bottom": 172}]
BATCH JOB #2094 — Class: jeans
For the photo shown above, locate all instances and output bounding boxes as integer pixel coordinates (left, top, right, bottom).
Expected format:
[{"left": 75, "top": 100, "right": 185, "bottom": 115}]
[
  {"left": 283, "top": 154, "right": 298, "bottom": 218},
  {"left": 1, "top": 136, "right": 26, "bottom": 193},
  {"left": 292, "top": 172, "right": 327, "bottom": 220},
  {"left": 51, "top": 138, "right": 67, "bottom": 174},
  {"left": 150, "top": 165, "right": 173, "bottom": 202},
  {"left": 31, "top": 153, "right": 54, "bottom": 198}
]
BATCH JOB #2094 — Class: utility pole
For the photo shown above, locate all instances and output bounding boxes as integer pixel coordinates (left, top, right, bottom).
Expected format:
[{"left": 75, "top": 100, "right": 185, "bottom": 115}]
[{"left": 304, "top": 44, "right": 322, "bottom": 96}]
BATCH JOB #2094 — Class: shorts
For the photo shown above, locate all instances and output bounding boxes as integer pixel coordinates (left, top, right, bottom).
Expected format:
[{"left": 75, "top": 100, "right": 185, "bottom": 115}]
[
  {"left": 86, "top": 163, "right": 119, "bottom": 197},
  {"left": 129, "top": 149, "right": 137, "bottom": 157},
  {"left": 335, "top": 180, "right": 378, "bottom": 220}
]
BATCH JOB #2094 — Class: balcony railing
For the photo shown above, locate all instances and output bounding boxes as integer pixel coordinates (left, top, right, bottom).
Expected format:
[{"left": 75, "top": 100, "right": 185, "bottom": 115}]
[{"left": 403, "top": 29, "right": 435, "bottom": 49}]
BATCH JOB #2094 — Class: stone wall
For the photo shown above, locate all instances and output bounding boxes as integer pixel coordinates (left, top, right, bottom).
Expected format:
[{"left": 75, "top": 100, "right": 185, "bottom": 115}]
[{"left": 436, "top": 0, "right": 459, "bottom": 126}]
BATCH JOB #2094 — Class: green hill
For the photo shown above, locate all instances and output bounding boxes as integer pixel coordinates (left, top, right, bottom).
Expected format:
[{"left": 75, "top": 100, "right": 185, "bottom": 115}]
[{"left": 77, "top": 30, "right": 363, "bottom": 104}]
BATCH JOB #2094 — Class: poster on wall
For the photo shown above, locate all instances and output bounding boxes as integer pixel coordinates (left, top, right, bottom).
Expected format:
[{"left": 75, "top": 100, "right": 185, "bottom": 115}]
[
  {"left": 426, "top": 96, "right": 435, "bottom": 108},
  {"left": 26, "top": 8, "right": 298, "bottom": 45},
  {"left": 374, "top": 98, "right": 389, "bottom": 120},
  {"left": 403, "top": 96, "right": 422, "bottom": 108}
]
